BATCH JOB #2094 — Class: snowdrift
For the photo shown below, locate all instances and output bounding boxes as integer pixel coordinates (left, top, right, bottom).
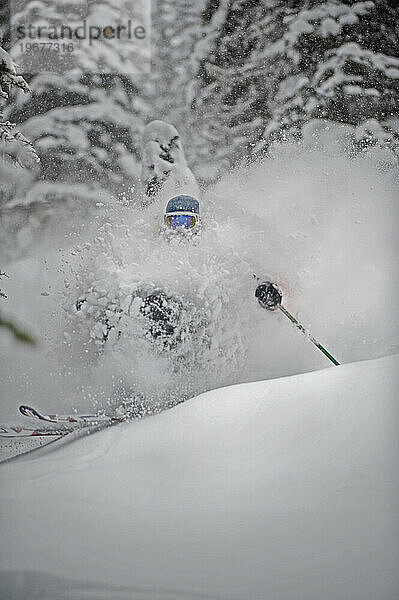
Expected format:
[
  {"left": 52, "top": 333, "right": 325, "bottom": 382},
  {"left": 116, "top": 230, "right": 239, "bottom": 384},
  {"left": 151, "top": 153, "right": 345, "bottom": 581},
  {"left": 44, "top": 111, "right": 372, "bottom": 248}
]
[{"left": 1, "top": 354, "right": 398, "bottom": 600}]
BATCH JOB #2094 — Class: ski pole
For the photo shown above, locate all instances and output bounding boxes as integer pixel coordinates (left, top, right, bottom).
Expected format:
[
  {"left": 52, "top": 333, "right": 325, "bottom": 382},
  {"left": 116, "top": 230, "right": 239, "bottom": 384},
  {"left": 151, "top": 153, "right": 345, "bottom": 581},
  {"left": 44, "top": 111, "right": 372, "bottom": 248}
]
[
  {"left": 254, "top": 280, "right": 340, "bottom": 366},
  {"left": 277, "top": 304, "right": 340, "bottom": 366}
]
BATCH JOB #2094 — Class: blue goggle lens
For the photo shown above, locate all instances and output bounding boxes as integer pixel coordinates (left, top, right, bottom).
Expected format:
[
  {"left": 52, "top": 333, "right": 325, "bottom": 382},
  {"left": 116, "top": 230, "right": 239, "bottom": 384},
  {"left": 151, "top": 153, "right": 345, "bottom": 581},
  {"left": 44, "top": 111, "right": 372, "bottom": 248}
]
[{"left": 166, "top": 214, "right": 196, "bottom": 229}]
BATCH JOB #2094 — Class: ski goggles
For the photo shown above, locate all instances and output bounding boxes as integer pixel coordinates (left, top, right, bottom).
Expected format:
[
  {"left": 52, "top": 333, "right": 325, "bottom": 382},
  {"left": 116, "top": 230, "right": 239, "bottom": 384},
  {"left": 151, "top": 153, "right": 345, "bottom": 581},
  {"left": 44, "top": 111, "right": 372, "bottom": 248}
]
[{"left": 164, "top": 213, "right": 199, "bottom": 230}]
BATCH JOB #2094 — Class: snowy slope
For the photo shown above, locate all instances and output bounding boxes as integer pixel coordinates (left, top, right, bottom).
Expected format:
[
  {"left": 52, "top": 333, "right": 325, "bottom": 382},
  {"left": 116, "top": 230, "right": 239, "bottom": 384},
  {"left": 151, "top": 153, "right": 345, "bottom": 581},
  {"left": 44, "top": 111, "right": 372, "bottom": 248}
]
[{"left": 1, "top": 354, "right": 398, "bottom": 600}]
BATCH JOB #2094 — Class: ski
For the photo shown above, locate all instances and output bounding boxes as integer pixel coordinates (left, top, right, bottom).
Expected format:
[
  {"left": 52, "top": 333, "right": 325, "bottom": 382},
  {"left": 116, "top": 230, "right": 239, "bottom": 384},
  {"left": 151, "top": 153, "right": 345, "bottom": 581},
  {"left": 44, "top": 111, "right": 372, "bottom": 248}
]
[
  {"left": 19, "top": 404, "right": 124, "bottom": 425},
  {"left": 0, "top": 425, "right": 73, "bottom": 438}
]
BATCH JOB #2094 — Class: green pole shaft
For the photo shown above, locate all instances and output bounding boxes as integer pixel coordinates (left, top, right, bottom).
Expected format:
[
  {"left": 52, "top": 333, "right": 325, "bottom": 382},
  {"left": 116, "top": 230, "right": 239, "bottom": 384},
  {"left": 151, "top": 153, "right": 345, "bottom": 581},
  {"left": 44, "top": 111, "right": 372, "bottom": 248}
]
[{"left": 278, "top": 305, "right": 340, "bottom": 366}]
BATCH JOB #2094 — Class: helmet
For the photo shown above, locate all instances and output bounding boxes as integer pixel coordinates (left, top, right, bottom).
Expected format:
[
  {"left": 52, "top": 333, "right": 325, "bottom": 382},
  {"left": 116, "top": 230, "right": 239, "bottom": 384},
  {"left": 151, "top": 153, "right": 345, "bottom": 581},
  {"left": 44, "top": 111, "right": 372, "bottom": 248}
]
[{"left": 164, "top": 195, "right": 200, "bottom": 231}]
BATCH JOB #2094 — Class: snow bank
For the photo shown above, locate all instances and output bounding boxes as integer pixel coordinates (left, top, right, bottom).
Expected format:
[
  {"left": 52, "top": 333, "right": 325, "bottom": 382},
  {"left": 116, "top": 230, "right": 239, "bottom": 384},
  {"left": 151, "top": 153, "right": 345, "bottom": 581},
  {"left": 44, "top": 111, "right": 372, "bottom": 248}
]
[{"left": 1, "top": 354, "right": 398, "bottom": 600}]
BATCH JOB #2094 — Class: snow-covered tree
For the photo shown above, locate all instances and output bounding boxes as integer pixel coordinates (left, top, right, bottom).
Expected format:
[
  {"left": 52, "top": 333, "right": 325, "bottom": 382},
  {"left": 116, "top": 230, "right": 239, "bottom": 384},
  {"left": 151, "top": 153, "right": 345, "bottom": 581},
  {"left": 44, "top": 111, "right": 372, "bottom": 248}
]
[
  {"left": 144, "top": 0, "right": 205, "bottom": 119},
  {"left": 8, "top": 0, "right": 150, "bottom": 77},
  {"left": 0, "top": 44, "right": 39, "bottom": 232},
  {"left": 263, "top": 0, "right": 399, "bottom": 153},
  {"left": 192, "top": 0, "right": 399, "bottom": 170},
  {"left": 7, "top": 71, "right": 144, "bottom": 197},
  {"left": 3, "top": 0, "right": 150, "bottom": 207},
  {"left": 0, "top": 46, "right": 39, "bottom": 168},
  {"left": 2, "top": 67, "right": 139, "bottom": 258},
  {"left": 141, "top": 0, "right": 209, "bottom": 179},
  {"left": 190, "top": 0, "right": 286, "bottom": 172},
  {"left": 0, "top": 50, "right": 38, "bottom": 343},
  {"left": 0, "top": 0, "right": 153, "bottom": 258},
  {"left": 141, "top": 120, "right": 199, "bottom": 200}
]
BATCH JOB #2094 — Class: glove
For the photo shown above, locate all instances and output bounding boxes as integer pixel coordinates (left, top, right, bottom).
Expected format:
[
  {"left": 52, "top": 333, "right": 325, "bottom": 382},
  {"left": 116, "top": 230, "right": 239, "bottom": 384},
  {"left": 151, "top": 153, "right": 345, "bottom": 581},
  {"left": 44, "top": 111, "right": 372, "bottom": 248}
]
[{"left": 255, "top": 281, "right": 282, "bottom": 311}]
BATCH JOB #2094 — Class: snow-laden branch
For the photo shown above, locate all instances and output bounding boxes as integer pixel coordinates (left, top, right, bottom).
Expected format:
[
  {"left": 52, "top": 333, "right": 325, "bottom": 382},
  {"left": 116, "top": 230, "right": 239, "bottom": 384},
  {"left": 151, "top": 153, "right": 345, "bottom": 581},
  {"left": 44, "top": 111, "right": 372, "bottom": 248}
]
[{"left": 0, "top": 46, "right": 40, "bottom": 167}]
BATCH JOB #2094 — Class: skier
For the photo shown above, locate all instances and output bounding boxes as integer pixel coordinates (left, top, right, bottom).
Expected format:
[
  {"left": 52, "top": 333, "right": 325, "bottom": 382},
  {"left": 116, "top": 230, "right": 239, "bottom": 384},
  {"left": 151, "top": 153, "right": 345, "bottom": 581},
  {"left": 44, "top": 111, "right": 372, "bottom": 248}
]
[
  {"left": 76, "top": 194, "right": 202, "bottom": 348},
  {"left": 140, "top": 194, "right": 201, "bottom": 342}
]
